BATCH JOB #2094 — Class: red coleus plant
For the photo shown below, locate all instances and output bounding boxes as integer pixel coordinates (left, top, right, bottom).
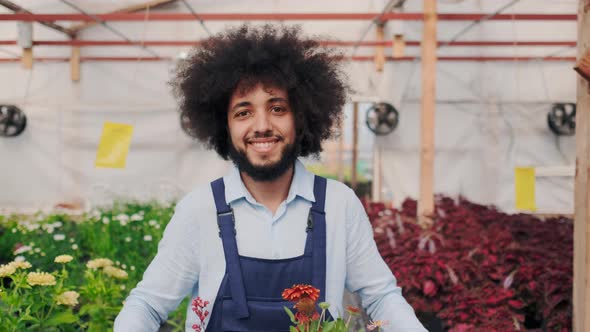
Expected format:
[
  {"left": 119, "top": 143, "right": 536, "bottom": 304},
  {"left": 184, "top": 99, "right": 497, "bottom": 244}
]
[{"left": 369, "top": 196, "right": 572, "bottom": 331}]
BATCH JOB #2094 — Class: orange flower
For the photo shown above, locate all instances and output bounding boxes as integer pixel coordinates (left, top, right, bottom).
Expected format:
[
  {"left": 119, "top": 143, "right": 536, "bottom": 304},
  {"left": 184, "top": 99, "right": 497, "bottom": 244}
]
[
  {"left": 282, "top": 284, "right": 320, "bottom": 303},
  {"left": 346, "top": 305, "right": 361, "bottom": 315}
]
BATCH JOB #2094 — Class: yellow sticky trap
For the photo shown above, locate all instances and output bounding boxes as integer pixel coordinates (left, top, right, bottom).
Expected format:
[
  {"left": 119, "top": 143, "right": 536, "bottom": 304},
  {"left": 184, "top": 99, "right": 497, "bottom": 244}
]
[
  {"left": 514, "top": 167, "right": 536, "bottom": 211},
  {"left": 95, "top": 122, "right": 134, "bottom": 169}
]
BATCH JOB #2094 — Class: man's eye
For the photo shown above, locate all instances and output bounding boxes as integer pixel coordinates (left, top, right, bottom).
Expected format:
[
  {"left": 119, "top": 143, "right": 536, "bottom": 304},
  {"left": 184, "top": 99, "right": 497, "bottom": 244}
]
[
  {"left": 271, "top": 106, "right": 286, "bottom": 113},
  {"left": 236, "top": 110, "right": 250, "bottom": 117}
]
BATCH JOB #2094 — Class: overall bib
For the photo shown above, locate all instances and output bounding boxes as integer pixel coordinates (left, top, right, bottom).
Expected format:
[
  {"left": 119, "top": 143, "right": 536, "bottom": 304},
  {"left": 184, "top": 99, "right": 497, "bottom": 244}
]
[{"left": 205, "top": 175, "right": 333, "bottom": 331}]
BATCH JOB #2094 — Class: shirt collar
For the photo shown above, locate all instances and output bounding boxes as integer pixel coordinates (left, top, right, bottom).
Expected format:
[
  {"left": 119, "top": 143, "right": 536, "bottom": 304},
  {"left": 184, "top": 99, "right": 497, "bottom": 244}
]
[{"left": 223, "top": 159, "right": 316, "bottom": 205}]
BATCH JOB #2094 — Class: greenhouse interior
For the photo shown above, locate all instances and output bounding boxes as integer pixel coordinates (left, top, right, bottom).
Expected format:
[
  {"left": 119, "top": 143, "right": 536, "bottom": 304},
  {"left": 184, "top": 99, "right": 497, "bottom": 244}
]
[{"left": 1, "top": 0, "right": 589, "bottom": 331}]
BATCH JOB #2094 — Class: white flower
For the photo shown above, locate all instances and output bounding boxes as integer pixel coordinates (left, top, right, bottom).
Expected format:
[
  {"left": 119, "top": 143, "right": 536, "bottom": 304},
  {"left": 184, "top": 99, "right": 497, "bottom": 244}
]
[
  {"left": 143, "top": 235, "right": 152, "bottom": 242},
  {"left": 46, "top": 228, "right": 54, "bottom": 234},
  {"left": 130, "top": 266, "right": 135, "bottom": 271},
  {"left": 56, "top": 291, "right": 80, "bottom": 307},
  {"left": 130, "top": 213, "right": 143, "bottom": 221},
  {"left": 14, "top": 256, "right": 25, "bottom": 262},
  {"left": 53, "top": 234, "right": 66, "bottom": 241},
  {"left": 121, "top": 264, "right": 127, "bottom": 269},
  {"left": 148, "top": 219, "right": 157, "bottom": 226},
  {"left": 155, "top": 224, "right": 161, "bottom": 229},
  {"left": 120, "top": 285, "right": 126, "bottom": 290},
  {"left": 34, "top": 248, "right": 41, "bottom": 253},
  {"left": 124, "top": 237, "right": 131, "bottom": 243},
  {"left": 115, "top": 214, "right": 129, "bottom": 222},
  {"left": 11, "top": 228, "right": 17, "bottom": 233},
  {"left": 102, "top": 217, "right": 110, "bottom": 224},
  {"left": 53, "top": 221, "right": 63, "bottom": 228},
  {"left": 69, "top": 238, "right": 75, "bottom": 243},
  {"left": 71, "top": 244, "right": 79, "bottom": 250},
  {"left": 87, "top": 258, "right": 113, "bottom": 269},
  {"left": 14, "top": 246, "right": 32, "bottom": 255},
  {"left": 40, "top": 252, "right": 46, "bottom": 257}
]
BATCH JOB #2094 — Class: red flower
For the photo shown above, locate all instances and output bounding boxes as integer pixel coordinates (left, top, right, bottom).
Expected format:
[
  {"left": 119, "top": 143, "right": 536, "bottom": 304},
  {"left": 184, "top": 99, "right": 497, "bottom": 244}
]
[
  {"left": 282, "top": 284, "right": 320, "bottom": 303},
  {"left": 346, "top": 305, "right": 361, "bottom": 315}
]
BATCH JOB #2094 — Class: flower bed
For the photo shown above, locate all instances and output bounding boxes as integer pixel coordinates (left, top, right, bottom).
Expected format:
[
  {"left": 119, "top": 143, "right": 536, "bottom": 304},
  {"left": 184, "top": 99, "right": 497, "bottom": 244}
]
[
  {"left": 0, "top": 202, "right": 188, "bottom": 331},
  {"left": 364, "top": 196, "right": 572, "bottom": 331},
  {"left": 0, "top": 196, "right": 573, "bottom": 331}
]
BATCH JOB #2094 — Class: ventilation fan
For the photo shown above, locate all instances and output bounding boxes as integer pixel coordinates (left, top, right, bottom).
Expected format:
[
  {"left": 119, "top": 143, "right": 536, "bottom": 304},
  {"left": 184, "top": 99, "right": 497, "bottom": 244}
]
[
  {"left": 180, "top": 112, "right": 198, "bottom": 138},
  {"left": 0, "top": 105, "right": 27, "bottom": 137},
  {"left": 547, "top": 103, "right": 576, "bottom": 136},
  {"left": 365, "top": 102, "right": 399, "bottom": 135}
]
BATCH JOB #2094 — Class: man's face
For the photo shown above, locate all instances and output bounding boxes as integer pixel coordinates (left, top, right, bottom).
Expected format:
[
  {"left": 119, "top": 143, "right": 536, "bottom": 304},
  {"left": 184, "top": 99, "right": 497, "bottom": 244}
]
[{"left": 227, "top": 83, "right": 297, "bottom": 181}]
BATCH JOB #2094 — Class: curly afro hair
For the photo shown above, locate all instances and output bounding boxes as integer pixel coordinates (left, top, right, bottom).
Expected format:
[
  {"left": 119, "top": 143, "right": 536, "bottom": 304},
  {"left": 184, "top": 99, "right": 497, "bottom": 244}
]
[{"left": 171, "top": 24, "right": 348, "bottom": 160}]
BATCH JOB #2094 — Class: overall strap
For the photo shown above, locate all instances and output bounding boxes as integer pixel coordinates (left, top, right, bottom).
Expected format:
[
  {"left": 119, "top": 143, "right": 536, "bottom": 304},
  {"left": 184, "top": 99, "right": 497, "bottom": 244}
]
[
  {"left": 210, "top": 178, "right": 250, "bottom": 319},
  {"left": 310, "top": 175, "right": 328, "bottom": 303}
]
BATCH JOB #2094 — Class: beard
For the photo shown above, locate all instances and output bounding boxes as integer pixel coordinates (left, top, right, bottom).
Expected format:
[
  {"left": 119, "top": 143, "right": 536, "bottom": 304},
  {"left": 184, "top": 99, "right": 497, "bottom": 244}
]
[{"left": 227, "top": 139, "right": 298, "bottom": 182}]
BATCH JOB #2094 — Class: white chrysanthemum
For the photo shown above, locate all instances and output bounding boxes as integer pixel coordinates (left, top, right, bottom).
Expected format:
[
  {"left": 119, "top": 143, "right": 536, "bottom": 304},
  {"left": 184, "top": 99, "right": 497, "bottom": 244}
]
[
  {"left": 125, "top": 237, "right": 132, "bottom": 242},
  {"left": 14, "top": 245, "right": 32, "bottom": 255},
  {"left": 56, "top": 291, "right": 80, "bottom": 307},
  {"left": 130, "top": 214, "right": 143, "bottom": 221},
  {"left": 86, "top": 258, "right": 113, "bottom": 269},
  {"left": 103, "top": 266, "right": 128, "bottom": 279},
  {"left": 14, "top": 256, "right": 25, "bottom": 262},
  {"left": 143, "top": 235, "right": 152, "bottom": 242},
  {"left": 148, "top": 220, "right": 157, "bottom": 226},
  {"left": 71, "top": 244, "right": 79, "bottom": 250},
  {"left": 0, "top": 264, "right": 17, "bottom": 277},
  {"left": 55, "top": 255, "right": 74, "bottom": 264},
  {"left": 9, "top": 261, "right": 32, "bottom": 270},
  {"left": 102, "top": 217, "right": 110, "bottom": 224},
  {"left": 27, "top": 272, "right": 56, "bottom": 286},
  {"left": 53, "top": 234, "right": 66, "bottom": 241}
]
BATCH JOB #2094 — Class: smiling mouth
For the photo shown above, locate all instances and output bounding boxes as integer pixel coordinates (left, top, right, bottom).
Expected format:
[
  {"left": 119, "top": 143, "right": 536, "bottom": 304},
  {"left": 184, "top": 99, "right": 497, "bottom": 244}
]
[{"left": 247, "top": 138, "right": 281, "bottom": 153}]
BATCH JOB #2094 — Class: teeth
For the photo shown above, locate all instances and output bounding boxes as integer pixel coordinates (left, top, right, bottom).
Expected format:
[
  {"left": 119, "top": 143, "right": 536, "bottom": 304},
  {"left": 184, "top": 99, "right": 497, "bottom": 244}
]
[{"left": 252, "top": 142, "right": 275, "bottom": 148}]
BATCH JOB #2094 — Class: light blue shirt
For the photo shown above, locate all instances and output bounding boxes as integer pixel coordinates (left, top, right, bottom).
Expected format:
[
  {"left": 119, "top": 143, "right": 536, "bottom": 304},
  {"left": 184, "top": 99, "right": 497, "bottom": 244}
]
[{"left": 115, "top": 159, "right": 426, "bottom": 331}]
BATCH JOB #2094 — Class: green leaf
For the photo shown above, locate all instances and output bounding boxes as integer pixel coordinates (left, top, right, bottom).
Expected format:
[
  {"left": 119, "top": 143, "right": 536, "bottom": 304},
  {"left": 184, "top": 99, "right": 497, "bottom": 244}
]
[
  {"left": 45, "top": 311, "right": 78, "bottom": 326},
  {"left": 284, "top": 306, "right": 296, "bottom": 324},
  {"left": 290, "top": 326, "right": 299, "bottom": 332},
  {"left": 322, "top": 320, "right": 336, "bottom": 332}
]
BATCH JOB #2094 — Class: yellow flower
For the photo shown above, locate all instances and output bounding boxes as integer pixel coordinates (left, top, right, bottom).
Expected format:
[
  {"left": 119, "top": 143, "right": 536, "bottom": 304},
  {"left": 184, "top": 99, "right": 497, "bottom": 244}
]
[
  {"left": 55, "top": 255, "right": 74, "bottom": 264},
  {"left": 0, "top": 264, "right": 16, "bottom": 277},
  {"left": 103, "top": 266, "right": 128, "bottom": 279},
  {"left": 9, "top": 261, "right": 32, "bottom": 270},
  {"left": 367, "top": 320, "right": 389, "bottom": 331},
  {"left": 56, "top": 291, "right": 80, "bottom": 307},
  {"left": 27, "top": 272, "right": 56, "bottom": 286},
  {"left": 86, "top": 258, "right": 113, "bottom": 269}
]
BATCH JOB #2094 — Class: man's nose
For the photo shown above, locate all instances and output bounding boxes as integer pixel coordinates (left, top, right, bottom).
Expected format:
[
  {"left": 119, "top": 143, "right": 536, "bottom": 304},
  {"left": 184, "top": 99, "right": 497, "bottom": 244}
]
[{"left": 252, "top": 110, "right": 272, "bottom": 133}]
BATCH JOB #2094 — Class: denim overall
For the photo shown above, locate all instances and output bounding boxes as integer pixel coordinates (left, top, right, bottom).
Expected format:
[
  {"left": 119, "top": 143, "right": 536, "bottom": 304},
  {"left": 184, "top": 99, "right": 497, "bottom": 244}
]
[{"left": 205, "top": 175, "right": 333, "bottom": 331}]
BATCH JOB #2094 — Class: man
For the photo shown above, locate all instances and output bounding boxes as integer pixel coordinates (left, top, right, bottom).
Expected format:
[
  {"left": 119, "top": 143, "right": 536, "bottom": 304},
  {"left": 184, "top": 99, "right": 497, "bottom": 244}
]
[{"left": 115, "top": 25, "right": 426, "bottom": 331}]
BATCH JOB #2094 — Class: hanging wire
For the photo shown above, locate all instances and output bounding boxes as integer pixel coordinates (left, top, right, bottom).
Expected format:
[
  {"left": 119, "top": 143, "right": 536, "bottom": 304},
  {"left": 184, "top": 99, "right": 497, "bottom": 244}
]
[
  {"left": 59, "top": 0, "right": 162, "bottom": 58},
  {"left": 180, "top": 0, "right": 212, "bottom": 36}
]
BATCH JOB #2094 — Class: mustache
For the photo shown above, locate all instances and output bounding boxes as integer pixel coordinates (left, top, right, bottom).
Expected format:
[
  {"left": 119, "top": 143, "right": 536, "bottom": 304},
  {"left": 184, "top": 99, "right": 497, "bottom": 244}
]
[{"left": 246, "top": 131, "right": 284, "bottom": 140}]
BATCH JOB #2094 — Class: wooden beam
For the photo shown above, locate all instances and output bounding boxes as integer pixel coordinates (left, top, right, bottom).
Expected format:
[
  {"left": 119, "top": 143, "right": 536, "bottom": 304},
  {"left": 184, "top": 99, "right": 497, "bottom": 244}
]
[
  {"left": 337, "top": 118, "right": 345, "bottom": 183},
  {"left": 70, "top": 46, "right": 80, "bottom": 82},
  {"left": 372, "top": 144, "right": 382, "bottom": 201},
  {"left": 392, "top": 34, "right": 405, "bottom": 58},
  {"left": 418, "top": 0, "right": 437, "bottom": 227},
  {"left": 0, "top": 0, "right": 76, "bottom": 38},
  {"left": 351, "top": 102, "right": 359, "bottom": 190},
  {"left": 374, "top": 23, "right": 385, "bottom": 72},
  {"left": 21, "top": 47, "right": 32, "bottom": 69},
  {"left": 70, "top": 0, "right": 177, "bottom": 32},
  {"left": 573, "top": 1, "right": 590, "bottom": 331}
]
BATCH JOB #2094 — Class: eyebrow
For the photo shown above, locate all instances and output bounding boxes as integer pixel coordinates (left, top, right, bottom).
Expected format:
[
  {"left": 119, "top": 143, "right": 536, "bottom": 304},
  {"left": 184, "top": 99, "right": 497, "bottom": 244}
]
[{"left": 230, "top": 97, "right": 288, "bottom": 112}]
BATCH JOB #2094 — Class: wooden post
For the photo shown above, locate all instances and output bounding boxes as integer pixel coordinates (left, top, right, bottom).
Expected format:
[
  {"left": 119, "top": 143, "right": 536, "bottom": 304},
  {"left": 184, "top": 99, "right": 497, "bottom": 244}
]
[
  {"left": 21, "top": 47, "right": 32, "bottom": 69},
  {"left": 372, "top": 143, "right": 382, "bottom": 201},
  {"left": 70, "top": 46, "right": 80, "bottom": 82},
  {"left": 418, "top": 0, "right": 437, "bottom": 227},
  {"left": 337, "top": 117, "right": 345, "bottom": 182},
  {"left": 375, "top": 23, "right": 385, "bottom": 72},
  {"left": 573, "top": 1, "right": 590, "bottom": 331},
  {"left": 351, "top": 102, "right": 359, "bottom": 191}
]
